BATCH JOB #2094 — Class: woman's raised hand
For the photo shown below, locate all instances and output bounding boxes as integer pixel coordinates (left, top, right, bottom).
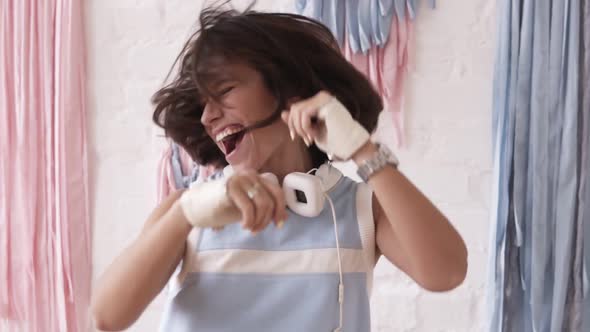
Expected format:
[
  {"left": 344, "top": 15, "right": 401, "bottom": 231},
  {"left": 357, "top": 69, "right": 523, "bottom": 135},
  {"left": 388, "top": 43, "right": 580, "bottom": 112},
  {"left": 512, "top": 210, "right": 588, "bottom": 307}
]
[{"left": 281, "top": 91, "right": 370, "bottom": 161}]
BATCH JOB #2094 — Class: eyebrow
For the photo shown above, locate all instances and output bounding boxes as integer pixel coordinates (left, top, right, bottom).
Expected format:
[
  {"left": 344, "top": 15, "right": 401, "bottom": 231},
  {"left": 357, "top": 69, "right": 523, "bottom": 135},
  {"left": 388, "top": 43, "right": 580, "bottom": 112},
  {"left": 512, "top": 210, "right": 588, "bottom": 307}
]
[{"left": 209, "top": 76, "right": 236, "bottom": 89}]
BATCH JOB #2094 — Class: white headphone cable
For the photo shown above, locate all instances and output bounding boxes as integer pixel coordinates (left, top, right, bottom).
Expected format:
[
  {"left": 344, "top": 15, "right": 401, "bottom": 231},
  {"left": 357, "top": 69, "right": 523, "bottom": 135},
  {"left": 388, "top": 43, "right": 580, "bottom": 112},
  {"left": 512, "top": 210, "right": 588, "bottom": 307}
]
[{"left": 325, "top": 193, "right": 343, "bottom": 332}]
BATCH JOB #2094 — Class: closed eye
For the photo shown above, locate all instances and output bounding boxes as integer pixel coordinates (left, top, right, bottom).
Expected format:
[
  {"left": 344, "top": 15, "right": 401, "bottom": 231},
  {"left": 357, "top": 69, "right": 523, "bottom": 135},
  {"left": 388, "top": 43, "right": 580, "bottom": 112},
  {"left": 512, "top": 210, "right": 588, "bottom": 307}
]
[{"left": 217, "top": 86, "right": 234, "bottom": 97}]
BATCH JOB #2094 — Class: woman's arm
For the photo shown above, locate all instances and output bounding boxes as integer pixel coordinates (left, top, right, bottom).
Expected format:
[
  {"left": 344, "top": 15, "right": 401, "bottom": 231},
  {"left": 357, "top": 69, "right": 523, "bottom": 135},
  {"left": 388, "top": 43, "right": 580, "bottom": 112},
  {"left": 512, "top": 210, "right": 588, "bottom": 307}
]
[
  {"left": 353, "top": 142, "right": 468, "bottom": 292},
  {"left": 283, "top": 91, "right": 467, "bottom": 291},
  {"left": 91, "top": 190, "right": 192, "bottom": 331},
  {"left": 91, "top": 171, "right": 288, "bottom": 331}
]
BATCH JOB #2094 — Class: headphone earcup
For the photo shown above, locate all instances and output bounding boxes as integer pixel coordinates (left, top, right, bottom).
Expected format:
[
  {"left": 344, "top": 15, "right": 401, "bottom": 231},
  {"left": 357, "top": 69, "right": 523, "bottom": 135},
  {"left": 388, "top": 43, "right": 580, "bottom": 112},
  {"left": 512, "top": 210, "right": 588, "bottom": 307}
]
[{"left": 283, "top": 172, "right": 325, "bottom": 218}]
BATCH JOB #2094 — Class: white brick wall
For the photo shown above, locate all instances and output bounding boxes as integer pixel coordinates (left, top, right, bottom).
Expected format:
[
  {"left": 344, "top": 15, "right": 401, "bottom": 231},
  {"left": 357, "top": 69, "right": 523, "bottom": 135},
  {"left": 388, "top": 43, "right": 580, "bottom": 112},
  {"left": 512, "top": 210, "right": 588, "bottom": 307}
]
[{"left": 87, "top": 1, "right": 495, "bottom": 331}]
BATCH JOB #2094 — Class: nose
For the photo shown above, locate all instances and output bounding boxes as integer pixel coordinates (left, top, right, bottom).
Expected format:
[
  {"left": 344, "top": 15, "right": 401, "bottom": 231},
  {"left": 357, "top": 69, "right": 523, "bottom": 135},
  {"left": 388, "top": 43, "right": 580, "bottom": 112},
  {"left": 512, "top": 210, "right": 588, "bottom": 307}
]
[{"left": 201, "top": 101, "right": 223, "bottom": 127}]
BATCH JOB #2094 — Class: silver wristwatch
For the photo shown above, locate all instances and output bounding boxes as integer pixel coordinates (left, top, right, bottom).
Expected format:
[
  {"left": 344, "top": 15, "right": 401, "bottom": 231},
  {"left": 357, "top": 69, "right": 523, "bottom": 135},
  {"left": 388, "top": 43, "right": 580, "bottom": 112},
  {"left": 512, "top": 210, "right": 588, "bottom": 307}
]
[{"left": 356, "top": 143, "right": 399, "bottom": 182}]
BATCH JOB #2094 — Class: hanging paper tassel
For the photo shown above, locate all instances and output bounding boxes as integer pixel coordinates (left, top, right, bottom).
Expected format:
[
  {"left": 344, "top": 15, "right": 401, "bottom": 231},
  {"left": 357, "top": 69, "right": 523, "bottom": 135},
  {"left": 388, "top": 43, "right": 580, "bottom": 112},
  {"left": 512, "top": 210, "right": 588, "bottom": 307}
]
[
  {"left": 156, "top": 141, "right": 219, "bottom": 204},
  {"left": 296, "top": 0, "right": 434, "bottom": 148},
  {"left": 156, "top": 143, "right": 175, "bottom": 203}
]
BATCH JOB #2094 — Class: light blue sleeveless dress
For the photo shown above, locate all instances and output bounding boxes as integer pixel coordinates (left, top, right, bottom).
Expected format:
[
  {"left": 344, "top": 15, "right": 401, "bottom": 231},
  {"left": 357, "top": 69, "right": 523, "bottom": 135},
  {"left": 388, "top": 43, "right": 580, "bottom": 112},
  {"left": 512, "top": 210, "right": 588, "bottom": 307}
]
[{"left": 159, "top": 166, "right": 377, "bottom": 332}]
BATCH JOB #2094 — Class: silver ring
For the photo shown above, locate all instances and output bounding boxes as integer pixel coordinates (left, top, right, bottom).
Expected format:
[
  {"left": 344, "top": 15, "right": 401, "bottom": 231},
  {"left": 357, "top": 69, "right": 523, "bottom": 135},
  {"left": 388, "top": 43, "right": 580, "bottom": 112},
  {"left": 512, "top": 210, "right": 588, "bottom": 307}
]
[{"left": 246, "top": 183, "right": 261, "bottom": 199}]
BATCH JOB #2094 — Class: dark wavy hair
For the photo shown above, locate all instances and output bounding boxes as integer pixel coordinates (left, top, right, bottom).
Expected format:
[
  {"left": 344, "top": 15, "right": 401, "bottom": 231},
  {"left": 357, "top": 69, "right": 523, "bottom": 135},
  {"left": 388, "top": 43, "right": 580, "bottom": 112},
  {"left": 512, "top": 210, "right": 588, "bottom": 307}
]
[{"left": 152, "top": 6, "right": 383, "bottom": 168}]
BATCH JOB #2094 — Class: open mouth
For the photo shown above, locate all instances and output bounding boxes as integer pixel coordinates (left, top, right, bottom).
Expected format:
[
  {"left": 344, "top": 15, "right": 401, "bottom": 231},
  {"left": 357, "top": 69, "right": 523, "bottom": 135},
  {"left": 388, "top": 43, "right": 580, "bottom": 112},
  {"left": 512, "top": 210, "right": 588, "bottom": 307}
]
[{"left": 216, "top": 127, "right": 246, "bottom": 156}]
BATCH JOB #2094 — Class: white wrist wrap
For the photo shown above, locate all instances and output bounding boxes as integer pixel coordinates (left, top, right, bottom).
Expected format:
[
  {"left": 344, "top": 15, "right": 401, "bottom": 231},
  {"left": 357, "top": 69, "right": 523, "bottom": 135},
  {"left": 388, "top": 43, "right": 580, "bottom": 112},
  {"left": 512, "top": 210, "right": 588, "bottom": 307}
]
[
  {"left": 315, "top": 98, "right": 370, "bottom": 160},
  {"left": 179, "top": 179, "right": 241, "bottom": 228}
]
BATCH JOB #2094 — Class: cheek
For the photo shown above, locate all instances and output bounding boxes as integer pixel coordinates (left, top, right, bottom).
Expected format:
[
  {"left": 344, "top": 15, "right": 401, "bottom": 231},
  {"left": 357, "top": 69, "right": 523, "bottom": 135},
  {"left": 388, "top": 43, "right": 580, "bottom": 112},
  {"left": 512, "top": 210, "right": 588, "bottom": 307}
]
[
  {"left": 228, "top": 93, "right": 274, "bottom": 123},
  {"left": 246, "top": 87, "right": 278, "bottom": 118}
]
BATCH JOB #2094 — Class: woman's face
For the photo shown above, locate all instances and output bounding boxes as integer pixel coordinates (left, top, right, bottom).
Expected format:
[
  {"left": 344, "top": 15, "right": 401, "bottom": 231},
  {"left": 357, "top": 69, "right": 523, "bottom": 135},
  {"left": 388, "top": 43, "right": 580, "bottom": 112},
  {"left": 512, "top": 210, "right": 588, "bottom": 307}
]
[{"left": 200, "top": 63, "right": 290, "bottom": 172}]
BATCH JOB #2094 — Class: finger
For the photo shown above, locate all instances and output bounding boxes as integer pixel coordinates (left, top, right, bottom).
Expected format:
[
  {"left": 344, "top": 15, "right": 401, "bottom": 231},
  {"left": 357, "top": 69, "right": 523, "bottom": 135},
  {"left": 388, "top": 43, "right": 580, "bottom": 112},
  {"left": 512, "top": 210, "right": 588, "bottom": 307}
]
[
  {"left": 248, "top": 181, "right": 275, "bottom": 233},
  {"left": 295, "top": 107, "right": 309, "bottom": 145},
  {"left": 313, "top": 90, "right": 333, "bottom": 104},
  {"left": 290, "top": 93, "right": 332, "bottom": 144},
  {"left": 260, "top": 178, "right": 288, "bottom": 228},
  {"left": 301, "top": 107, "right": 321, "bottom": 144},
  {"left": 290, "top": 105, "right": 309, "bottom": 146},
  {"left": 281, "top": 111, "right": 295, "bottom": 141},
  {"left": 227, "top": 177, "right": 256, "bottom": 229},
  {"left": 288, "top": 106, "right": 300, "bottom": 143},
  {"left": 281, "top": 111, "right": 289, "bottom": 124},
  {"left": 283, "top": 110, "right": 296, "bottom": 141},
  {"left": 239, "top": 174, "right": 270, "bottom": 232},
  {"left": 288, "top": 104, "right": 306, "bottom": 143}
]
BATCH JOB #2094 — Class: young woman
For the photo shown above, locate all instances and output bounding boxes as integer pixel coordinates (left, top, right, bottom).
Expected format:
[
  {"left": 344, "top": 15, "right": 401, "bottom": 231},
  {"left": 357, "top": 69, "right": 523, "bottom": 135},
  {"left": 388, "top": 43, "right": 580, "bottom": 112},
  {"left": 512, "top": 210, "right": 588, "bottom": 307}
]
[{"left": 91, "top": 7, "right": 468, "bottom": 332}]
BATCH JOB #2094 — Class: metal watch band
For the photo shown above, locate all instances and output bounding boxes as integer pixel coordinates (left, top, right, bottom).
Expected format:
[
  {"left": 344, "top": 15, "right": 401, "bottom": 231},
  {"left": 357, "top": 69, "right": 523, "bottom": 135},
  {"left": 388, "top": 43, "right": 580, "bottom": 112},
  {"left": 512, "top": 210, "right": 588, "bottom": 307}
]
[{"left": 356, "top": 143, "right": 399, "bottom": 182}]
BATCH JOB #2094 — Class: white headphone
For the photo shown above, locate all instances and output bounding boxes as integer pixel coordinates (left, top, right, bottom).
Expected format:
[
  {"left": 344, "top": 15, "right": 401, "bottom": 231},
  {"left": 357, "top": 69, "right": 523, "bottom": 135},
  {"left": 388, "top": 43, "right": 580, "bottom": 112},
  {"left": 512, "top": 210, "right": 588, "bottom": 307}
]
[{"left": 222, "top": 162, "right": 342, "bottom": 217}]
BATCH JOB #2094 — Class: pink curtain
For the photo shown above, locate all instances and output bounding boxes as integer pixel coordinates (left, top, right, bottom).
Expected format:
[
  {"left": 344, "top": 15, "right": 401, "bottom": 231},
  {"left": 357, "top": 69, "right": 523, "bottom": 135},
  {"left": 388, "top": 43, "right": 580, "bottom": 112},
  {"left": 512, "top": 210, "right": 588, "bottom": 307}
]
[
  {"left": 0, "top": 0, "right": 91, "bottom": 331},
  {"left": 342, "top": 15, "right": 413, "bottom": 148}
]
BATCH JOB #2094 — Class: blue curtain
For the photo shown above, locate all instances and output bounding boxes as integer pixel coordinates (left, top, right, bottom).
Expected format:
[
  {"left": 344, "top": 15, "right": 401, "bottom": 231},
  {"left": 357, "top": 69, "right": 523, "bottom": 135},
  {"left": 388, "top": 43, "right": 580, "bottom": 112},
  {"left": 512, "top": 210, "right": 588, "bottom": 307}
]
[{"left": 488, "top": 0, "right": 589, "bottom": 331}]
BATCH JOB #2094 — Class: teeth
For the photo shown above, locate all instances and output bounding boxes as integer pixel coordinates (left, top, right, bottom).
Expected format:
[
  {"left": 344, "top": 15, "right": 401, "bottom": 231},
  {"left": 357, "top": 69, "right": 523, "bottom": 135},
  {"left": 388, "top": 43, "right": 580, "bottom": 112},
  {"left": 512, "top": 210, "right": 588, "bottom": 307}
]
[{"left": 215, "top": 127, "right": 244, "bottom": 142}]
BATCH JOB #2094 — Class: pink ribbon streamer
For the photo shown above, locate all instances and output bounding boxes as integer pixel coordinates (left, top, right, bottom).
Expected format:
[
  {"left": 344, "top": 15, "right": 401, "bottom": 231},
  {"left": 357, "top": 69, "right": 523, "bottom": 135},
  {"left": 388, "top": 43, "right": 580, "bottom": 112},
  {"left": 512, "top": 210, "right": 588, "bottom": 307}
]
[
  {"left": 156, "top": 142, "right": 217, "bottom": 204},
  {"left": 343, "top": 15, "right": 413, "bottom": 148}
]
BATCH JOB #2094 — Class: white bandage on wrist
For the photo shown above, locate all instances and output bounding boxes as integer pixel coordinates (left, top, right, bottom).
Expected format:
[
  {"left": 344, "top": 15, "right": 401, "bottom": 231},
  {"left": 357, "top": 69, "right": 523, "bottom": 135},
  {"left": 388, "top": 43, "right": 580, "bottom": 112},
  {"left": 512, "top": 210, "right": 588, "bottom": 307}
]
[
  {"left": 315, "top": 98, "right": 370, "bottom": 160},
  {"left": 179, "top": 179, "right": 241, "bottom": 228}
]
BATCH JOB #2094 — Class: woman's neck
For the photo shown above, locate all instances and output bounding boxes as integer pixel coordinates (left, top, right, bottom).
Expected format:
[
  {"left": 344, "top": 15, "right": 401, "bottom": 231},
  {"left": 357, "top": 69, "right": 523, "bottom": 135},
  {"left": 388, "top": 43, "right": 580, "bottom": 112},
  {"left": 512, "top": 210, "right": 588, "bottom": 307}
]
[{"left": 260, "top": 139, "right": 314, "bottom": 182}]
